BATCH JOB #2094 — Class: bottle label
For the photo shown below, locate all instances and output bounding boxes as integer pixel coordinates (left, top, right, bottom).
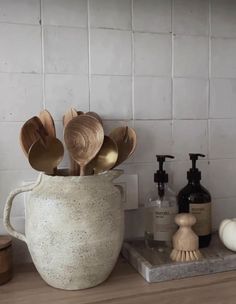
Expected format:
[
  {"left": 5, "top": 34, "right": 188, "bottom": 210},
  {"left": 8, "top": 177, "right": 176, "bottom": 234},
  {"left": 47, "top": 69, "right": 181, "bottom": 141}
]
[
  {"left": 145, "top": 205, "right": 177, "bottom": 241},
  {"left": 189, "top": 202, "right": 211, "bottom": 236}
]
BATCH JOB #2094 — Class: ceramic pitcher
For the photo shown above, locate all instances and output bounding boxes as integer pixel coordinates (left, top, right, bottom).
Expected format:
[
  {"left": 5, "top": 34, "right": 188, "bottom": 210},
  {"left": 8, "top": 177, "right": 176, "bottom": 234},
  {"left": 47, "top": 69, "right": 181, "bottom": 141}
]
[{"left": 3, "top": 170, "right": 124, "bottom": 290}]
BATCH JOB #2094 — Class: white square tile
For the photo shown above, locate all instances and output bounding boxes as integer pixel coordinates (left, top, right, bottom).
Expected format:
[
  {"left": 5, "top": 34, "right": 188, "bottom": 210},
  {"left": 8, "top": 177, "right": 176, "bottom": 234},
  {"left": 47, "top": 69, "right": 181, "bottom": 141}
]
[
  {"left": 173, "top": 0, "right": 209, "bottom": 35},
  {"left": 134, "top": 77, "right": 171, "bottom": 119},
  {"left": 211, "top": 0, "right": 236, "bottom": 38},
  {"left": 42, "top": 0, "right": 87, "bottom": 27},
  {"left": 45, "top": 74, "right": 89, "bottom": 120},
  {"left": 174, "top": 35, "right": 209, "bottom": 77},
  {"left": 90, "top": 29, "right": 131, "bottom": 75},
  {"left": 210, "top": 79, "right": 236, "bottom": 118},
  {"left": 90, "top": 75, "right": 132, "bottom": 120},
  {"left": 172, "top": 120, "right": 208, "bottom": 160},
  {"left": 0, "top": 24, "right": 41, "bottom": 73},
  {"left": 173, "top": 78, "right": 208, "bottom": 119},
  {"left": 134, "top": 33, "right": 171, "bottom": 76},
  {"left": 0, "top": 74, "right": 42, "bottom": 122},
  {"left": 0, "top": 0, "right": 40, "bottom": 24},
  {"left": 0, "top": 122, "right": 31, "bottom": 170},
  {"left": 44, "top": 26, "right": 88, "bottom": 74},
  {"left": 133, "top": 0, "right": 171, "bottom": 33},
  {"left": 212, "top": 198, "right": 236, "bottom": 231},
  {"left": 211, "top": 38, "right": 236, "bottom": 78},
  {"left": 130, "top": 120, "right": 172, "bottom": 163},
  {"left": 89, "top": 0, "right": 131, "bottom": 30},
  {"left": 209, "top": 159, "right": 236, "bottom": 198},
  {"left": 209, "top": 119, "right": 236, "bottom": 159}
]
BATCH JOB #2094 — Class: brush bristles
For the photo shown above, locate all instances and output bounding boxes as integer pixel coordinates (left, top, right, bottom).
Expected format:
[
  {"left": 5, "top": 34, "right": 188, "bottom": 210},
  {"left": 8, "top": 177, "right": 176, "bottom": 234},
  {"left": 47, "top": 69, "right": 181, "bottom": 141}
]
[{"left": 170, "top": 249, "right": 202, "bottom": 262}]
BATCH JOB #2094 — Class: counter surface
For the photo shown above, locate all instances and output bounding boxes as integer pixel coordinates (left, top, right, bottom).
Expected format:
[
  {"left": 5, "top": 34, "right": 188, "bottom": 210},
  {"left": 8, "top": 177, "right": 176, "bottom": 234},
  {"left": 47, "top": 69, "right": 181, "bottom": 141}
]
[{"left": 1, "top": 257, "right": 236, "bottom": 304}]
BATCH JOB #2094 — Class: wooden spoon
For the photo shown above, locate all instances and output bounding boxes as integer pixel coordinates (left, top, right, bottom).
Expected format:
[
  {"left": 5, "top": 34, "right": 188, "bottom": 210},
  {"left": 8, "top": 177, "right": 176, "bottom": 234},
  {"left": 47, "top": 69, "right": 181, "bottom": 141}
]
[
  {"left": 28, "top": 136, "right": 64, "bottom": 175},
  {"left": 109, "top": 126, "right": 137, "bottom": 167},
  {"left": 63, "top": 108, "right": 78, "bottom": 127},
  {"left": 62, "top": 108, "right": 80, "bottom": 175},
  {"left": 20, "top": 116, "right": 48, "bottom": 157},
  {"left": 39, "top": 110, "right": 56, "bottom": 137},
  {"left": 64, "top": 115, "right": 104, "bottom": 176},
  {"left": 86, "top": 111, "right": 103, "bottom": 125},
  {"left": 88, "top": 135, "right": 118, "bottom": 174}
]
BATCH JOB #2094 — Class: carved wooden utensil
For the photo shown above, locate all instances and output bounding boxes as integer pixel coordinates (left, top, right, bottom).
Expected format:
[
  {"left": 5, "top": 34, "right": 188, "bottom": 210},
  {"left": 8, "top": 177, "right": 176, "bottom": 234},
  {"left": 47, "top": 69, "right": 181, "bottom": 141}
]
[
  {"left": 64, "top": 115, "right": 104, "bottom": 176},
  {"left": 39, "top": 110, "right": 56, "bottom": 138},
  {"left": 88, "top": 135, "right": 118, "bottom": 174},
  {"left": 20, "top": 116, "right": 48, "bottom": 157},
  {"left": 28, "top": 135, "right": 64, "bottom": 175},
  {"left": 63, "top": 107, "right": 78, "bottom": 127},
  {"left": 86, "top": 111, "right": 103, "bottom": 126},
  {"left": 109, "top": 126, "right": 137, "bottom": 167},
  {"left": 62, "top": 108, "right": 80, "bottom": 175}
]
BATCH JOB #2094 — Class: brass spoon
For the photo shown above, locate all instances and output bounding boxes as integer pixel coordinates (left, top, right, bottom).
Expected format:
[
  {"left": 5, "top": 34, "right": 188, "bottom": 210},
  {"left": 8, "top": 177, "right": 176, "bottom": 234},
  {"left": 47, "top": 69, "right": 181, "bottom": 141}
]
[
  {"left": 109, "top": 126, "right": 137, "bottom": 167},
  {"left": 39, "top": 109, "right": 56, "bottom": 138},
  {"left": 64, "top": 115, "right": 104, "bottom": 176},
  {"left": 28, "top": 135, "right": 64, "bottom": 175},
  {"left": 20, "top": 116, "right": 48, "bottom": 157},
  {"left": 88, "top": 136, "right": 118, "bottom": 174}
]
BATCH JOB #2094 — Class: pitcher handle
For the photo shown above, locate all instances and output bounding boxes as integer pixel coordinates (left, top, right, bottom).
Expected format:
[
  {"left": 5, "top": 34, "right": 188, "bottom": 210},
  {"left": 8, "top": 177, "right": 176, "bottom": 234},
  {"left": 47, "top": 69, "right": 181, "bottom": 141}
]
[{"left": 3, "top": 174, "right": 42, "bottom": 244}]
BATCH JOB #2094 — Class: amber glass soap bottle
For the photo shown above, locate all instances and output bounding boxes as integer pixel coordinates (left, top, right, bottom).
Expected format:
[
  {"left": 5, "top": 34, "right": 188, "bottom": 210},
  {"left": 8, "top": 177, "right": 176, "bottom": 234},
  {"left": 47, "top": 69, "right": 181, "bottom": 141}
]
[{"left": 178, "top": 153, "right": 211, "bottom": 248}]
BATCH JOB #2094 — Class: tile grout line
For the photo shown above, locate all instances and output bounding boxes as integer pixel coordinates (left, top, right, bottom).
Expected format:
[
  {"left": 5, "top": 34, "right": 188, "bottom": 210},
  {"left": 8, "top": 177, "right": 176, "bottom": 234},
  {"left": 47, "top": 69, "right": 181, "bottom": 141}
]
[
  {"left": 87, "top": 0, "right": 91, "bottom": 111},
  {"left": 40, "top": 0, "right": 46, "bottom": 109},
  {"left": 171, "top": 0, "right": 174, "bottom": 153},
  {"left": 131, "top": 0, "right": 135, "bottom": 127},
  {"left": 207, "top": 0, "right": 212, "bottom": 162}
]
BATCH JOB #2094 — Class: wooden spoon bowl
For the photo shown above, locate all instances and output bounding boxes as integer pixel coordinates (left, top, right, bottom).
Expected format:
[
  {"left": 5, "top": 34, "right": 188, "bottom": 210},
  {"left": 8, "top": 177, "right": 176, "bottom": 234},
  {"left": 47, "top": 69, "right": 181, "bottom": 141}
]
[
  {"left": 39, "top": 110, "right": 56, "bottom": 138},
  {"left": 109, "top": 126, "right": 137, "bottom": 167},
  {"left": 64, "top": 115, "right": 104, "bottom": 176}
]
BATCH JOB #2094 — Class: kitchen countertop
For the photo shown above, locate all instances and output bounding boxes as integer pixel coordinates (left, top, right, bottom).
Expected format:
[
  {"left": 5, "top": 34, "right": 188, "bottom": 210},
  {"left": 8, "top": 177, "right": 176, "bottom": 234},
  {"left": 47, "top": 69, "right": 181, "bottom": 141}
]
[{"left": 1, "top": 257, "right": 236, "bottom": 304}]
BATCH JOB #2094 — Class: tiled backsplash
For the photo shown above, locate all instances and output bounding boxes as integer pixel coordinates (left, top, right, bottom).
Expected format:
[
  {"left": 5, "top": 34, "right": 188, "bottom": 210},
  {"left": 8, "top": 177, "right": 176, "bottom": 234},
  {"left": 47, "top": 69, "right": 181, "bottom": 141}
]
[{"left": 0, "top": 0, "right": 236, "bottom": 262}]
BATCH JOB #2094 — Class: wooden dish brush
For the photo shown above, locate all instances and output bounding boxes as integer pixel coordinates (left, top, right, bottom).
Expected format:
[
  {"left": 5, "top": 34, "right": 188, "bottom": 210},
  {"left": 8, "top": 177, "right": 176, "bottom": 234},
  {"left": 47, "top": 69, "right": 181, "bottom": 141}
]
[{"left": 170, "top": 213, "right": 203, "bottom": 262}]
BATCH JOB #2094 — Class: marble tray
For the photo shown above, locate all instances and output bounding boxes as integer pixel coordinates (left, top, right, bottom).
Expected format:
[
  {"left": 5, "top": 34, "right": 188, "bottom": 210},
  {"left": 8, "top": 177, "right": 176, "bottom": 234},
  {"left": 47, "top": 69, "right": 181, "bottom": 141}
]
[{"left": 122, "top": 234, "right": 236, "bottom": 283}]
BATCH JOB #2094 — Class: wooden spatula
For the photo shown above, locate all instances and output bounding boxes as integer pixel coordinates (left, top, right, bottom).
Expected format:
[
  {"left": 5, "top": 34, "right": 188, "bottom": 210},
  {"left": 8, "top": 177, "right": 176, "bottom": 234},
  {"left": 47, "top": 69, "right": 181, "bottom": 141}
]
[
  {"left": 109, "top": 126, "right": 137, "bottom": 167},
  {"left": 20, "top": 116, "right": 48, "bottom": 157},
  {"left": 39, "top": 110, "right": 56, "bottom": 138}
]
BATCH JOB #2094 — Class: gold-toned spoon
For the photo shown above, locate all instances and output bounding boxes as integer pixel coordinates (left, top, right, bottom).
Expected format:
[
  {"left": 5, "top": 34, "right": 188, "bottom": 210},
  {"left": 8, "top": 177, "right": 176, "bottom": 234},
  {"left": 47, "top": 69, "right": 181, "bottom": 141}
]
[
  {"left": 28, "top": 135, "right": 64, "bottom": 175},
  {"left": 64, "top": 115, "right": 104, "bottom": 176},
  {"left": 39, "top": 110, "right": 56, "bottom": 138},
  {"left": 20, "top": 116, "right": 48, "bottom": 157},
  {"left": 109, "top": 126, "right": 137, "bottom": 167},
  {"left": 88, "top": 136, "right": 118, "bottom": 174}
]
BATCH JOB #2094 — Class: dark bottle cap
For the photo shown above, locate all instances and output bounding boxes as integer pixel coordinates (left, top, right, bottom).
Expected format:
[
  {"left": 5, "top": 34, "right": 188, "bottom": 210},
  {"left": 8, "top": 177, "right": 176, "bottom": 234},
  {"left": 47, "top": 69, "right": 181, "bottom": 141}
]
[
  {"left": 187, "top": 153, "right": 205, "bottom": 182},
  {"left": 154, "top": 155, "right": 174, "bottom": 184}
]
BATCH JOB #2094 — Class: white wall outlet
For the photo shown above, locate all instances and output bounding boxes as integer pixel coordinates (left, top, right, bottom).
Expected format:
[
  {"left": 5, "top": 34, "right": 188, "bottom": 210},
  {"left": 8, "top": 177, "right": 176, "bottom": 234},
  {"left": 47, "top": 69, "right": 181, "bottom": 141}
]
[{"left": 115, "top": 174, "right": 139, "bottom": 210}]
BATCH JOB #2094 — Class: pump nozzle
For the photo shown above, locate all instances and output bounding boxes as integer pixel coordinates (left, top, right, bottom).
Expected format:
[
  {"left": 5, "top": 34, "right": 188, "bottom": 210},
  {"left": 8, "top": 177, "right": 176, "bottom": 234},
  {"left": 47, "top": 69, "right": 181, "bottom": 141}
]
[
  {"left": 154, "top": 155, "right": 174, "bottom": 184},
  {"left": 187, "top": 153, "right": 205, "bottom": 182}
]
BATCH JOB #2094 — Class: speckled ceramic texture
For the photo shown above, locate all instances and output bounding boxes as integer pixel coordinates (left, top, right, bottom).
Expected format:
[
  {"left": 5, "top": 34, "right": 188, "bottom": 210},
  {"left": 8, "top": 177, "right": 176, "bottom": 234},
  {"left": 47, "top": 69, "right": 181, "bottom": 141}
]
[{"left": 4, "top": 170, "right": 124, "bottom": 290}]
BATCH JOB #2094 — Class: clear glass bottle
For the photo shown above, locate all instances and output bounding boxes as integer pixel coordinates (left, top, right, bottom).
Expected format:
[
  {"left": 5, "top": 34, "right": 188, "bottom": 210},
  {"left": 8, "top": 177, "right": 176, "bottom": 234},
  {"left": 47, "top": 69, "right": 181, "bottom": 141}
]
[{"left": 145, "top": 155, "right": 178, "bottom": 252}]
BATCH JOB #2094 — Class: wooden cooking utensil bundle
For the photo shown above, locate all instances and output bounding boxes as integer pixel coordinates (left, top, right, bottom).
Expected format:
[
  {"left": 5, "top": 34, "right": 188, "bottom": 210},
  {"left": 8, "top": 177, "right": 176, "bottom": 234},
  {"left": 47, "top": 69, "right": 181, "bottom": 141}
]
[{"left": 20, "top": 108, "right": 137, "bottom": 176}]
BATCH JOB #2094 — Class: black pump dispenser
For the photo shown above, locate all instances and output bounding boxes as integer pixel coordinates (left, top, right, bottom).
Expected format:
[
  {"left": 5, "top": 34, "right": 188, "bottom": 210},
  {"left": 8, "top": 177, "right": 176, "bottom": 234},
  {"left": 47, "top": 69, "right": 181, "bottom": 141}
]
[
  {"left": 178, "top": 153, "right": 212, "bottom": 248},
  {"left": 187, "top": 153, "right": 205, "bottom": 182},
  {"left": 155, "top": 155, "right": 174, "bottom": 197}
]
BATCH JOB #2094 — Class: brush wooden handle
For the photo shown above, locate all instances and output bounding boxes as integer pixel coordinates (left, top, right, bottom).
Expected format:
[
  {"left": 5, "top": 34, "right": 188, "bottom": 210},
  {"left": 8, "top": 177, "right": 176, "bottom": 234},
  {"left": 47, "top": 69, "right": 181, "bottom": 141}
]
[{"left": 172, "top": 213, "right": 199, "bottom": 251}]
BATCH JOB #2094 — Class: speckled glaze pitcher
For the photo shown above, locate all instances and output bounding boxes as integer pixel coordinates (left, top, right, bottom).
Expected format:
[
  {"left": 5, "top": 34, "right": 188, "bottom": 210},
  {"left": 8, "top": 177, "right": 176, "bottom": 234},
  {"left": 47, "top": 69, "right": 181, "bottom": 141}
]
[{"left": 3, "top": 170, "right": 124, "bottom": 290}]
